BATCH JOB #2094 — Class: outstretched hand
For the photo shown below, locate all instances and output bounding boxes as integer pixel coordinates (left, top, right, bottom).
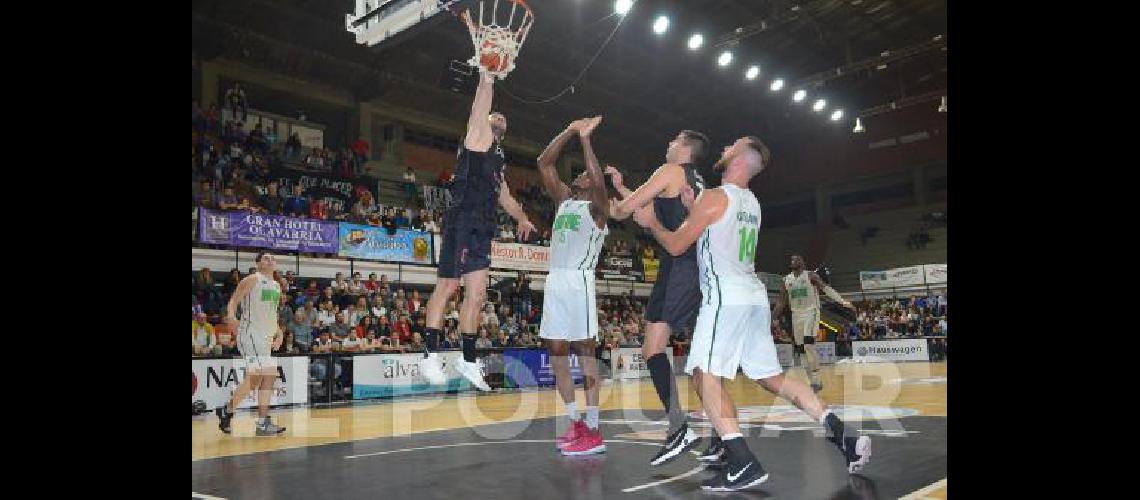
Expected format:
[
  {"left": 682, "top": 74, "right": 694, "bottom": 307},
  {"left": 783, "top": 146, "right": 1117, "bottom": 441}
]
[
  {"left": 567, "top": 118, "right": 590, "bottom": 134},
  {"left": 580, "top": 115, "right": 603, "bottom": 137},
  {"left": 516, "top": 219, "right": 537, "bottom": 242},
  {"left": 604, "top": 165, "right": 625, "bottom": 189}
]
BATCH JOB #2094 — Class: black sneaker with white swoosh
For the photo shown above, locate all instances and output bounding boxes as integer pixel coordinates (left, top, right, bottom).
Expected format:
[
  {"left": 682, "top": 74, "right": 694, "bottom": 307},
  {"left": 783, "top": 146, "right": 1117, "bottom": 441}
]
[
  {"left": 701, "top": 456, "right": 769, "bottom": 492},
  {"left": 649, "top": 422, "right": 702, "bottom": 466}
]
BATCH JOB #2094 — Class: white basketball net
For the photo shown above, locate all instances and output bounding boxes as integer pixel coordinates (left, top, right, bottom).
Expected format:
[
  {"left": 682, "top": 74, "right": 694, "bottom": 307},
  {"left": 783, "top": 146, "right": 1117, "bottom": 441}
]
[{"left": 467, "top": 0, "right": 534, "bottom": 79}]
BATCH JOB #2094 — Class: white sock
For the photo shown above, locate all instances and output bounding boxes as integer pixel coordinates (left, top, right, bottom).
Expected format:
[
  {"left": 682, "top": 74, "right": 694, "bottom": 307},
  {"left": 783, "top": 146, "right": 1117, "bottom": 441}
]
[
  {"left": 721, "top": 433, "right": 743, "bottom": 441},
  {"left": 565, "top": 401, "right": 579, "bottom": 421},
  {"left": 585, "top": 406, "right": 600, "bottom": 429}
]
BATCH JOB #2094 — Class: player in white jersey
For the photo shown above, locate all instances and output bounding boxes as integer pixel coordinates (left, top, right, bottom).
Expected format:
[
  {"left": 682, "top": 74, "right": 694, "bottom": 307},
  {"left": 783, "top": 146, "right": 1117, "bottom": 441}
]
[
  {"left": 215, "top": 252, "right": 286, "bottom": 436},
  {"left": 632, "top": 136, "right": 870, "bottom": 491},
  {"left": 773, "top": 254, "right": 855, "bottom": 392},
  {"left": 534, "top": 116, "right": 610, "bottom": 456}
]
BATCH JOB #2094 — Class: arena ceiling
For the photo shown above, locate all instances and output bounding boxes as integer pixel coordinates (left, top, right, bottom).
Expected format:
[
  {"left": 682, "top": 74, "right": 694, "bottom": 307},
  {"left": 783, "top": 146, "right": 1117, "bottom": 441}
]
[{"left": 193, "top": 0, "right": 946, "bottom": 181}]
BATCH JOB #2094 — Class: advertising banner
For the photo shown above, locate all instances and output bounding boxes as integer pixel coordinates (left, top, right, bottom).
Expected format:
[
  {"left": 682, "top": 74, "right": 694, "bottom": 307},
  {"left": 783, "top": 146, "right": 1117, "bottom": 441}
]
[
  {"left": 191, "top": 356, "right": 309, "bottom": 410},
  {"left": 504, "top": 348, "right": 584, "bottom": 387},
  {"left": 860, "top": 264, "right": 946, "bottom": 290},
  {"left": 852, "top": 339, "right": 929, "bottom": 362},
  {"left": 613, "top": 348, "right": 675, "bottom": 380},
  {"left": 198, "top": 209, "right": 339, "bottom": 253},
  {"left": 352, "top": 352, "right": 471, "bottom": 398},
  {"left": 490, "top": 242, "right": 551, "bottom": 272},
  {"left": 337, "top": 224, "right": 433, "bottom": 264},
  {"left": 923, "top": 264, "right": 947, "bottom": 285}
]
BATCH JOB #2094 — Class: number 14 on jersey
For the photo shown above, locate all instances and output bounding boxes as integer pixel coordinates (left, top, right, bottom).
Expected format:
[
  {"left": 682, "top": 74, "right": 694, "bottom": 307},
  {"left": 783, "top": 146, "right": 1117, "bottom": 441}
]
[{"left": 739, "top": 227, "right": 757, "bottom": 263}]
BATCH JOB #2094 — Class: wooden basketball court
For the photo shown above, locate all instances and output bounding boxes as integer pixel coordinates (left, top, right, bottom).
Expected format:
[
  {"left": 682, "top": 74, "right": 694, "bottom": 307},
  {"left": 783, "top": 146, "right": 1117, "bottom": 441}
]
[{"left": 192, "top": 361, "right": 947, "bottom": 499}]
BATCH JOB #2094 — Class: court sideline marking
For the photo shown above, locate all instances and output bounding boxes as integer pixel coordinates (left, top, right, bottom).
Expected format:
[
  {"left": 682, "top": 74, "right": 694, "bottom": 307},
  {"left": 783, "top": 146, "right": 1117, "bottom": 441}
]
[
  {"left": 191, "top": 492, "right": 227, "bottom": 500},
  {"left": 621, "top": 464, "right": 706, "bottom": 493},
  {"left": 900, "top": 478, "right": 947, "bottom": 499},
  {"left": 343, "top": 438, "right": 705, "bottom": 493},
  {"left": 345, "top": 438, "right": 669, "bottom": 459}
]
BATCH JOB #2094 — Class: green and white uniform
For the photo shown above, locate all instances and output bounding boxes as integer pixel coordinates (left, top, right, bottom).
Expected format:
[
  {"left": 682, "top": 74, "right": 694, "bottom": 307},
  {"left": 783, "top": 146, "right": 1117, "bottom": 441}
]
[
  {"left": 686, "top": 185, "right": 781, "bottom": 380},
  {"left": 784, "top": 270, "right": 821, "bottom": 344},
  {"left": 237, "top": 273, "right": 282, "bottom": 369},
  {"left": 539, "top": 199, "right": 608, "bottom": 341},
  {"left": 784, "top": 269, "right": 823, "bottom": 384}
]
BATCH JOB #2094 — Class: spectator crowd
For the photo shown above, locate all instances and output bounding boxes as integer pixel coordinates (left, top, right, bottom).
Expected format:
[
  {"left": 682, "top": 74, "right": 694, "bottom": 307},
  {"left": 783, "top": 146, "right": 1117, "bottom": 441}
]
[
  {"left": 193, "top": 264, "right": 651, "bottom": 359},
  {"left": 837, "top": 292, "right": 948, "bottom": 341}
]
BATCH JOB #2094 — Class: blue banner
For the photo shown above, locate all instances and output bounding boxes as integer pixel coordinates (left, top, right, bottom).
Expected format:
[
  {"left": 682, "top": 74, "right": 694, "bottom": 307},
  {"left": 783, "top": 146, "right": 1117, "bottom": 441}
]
[
  {"left": 352, "top": 352, "right": 472, "bottom": 399},
  {"left": 504, "top": 348, "right": 584, "bottom": 388},
  {"left": 198, "top": 208, "right": 339, "bottom": 253},
  {"left": 337, "top": 224, "right": 433, "bottom": 264}
]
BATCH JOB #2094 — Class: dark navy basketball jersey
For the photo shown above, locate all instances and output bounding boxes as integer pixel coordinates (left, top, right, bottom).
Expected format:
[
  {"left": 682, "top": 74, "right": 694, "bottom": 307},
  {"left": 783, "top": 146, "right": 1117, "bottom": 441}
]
[
  {"left": 652, "top": 163, "right": 706, "bottom": 259},
  {"left": 449, "top": 141, "right": 506, "bottom": 226}
]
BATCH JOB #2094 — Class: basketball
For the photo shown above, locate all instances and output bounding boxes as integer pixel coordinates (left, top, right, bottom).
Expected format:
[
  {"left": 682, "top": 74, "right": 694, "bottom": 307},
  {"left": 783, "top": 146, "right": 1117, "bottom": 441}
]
[{"left": 480, "top": 45, "right": 512, "bottom": 74}]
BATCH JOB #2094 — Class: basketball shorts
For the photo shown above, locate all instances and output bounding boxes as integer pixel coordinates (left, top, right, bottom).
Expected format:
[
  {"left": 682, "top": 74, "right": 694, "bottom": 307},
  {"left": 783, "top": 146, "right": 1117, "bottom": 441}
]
[
  {"left": 685, "top": 292, "right": 782, "bottom": 381},
  {"left": 539, "top": 270, "right": 600, "bottom": 342},
  {"left": 237, "top": 327, "right": 277, "bottom": 371},
  {"left": 644, "top": 255, "right": 701, "bottom": 335},
  {"left": 790, "top": 308, "right": 821, "bottom": 345},
  {"left": 437, "top": 207, "right": 495, "bottom": 279}
]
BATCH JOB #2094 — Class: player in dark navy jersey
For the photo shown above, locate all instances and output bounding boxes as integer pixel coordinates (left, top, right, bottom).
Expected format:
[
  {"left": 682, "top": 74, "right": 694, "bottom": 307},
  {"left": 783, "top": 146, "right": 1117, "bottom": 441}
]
[
  {"left": 419, "top": 68, "right": 536, "bottom": 390},
  {"left": 607, "top": 130, "right": 714, "bottom": 466}
]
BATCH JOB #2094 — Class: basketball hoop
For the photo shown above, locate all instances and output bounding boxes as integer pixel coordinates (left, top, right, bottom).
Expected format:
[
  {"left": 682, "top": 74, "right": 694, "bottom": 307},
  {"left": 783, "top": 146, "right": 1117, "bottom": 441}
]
[{"left": 463, "top": 0, "right": 534, "bottom": 79}]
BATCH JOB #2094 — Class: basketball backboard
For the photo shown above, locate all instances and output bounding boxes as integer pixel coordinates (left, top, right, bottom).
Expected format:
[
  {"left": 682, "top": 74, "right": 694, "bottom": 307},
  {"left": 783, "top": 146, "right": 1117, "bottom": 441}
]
[{"left": 346, "top": 0, "right": 469, "bottom": 48}]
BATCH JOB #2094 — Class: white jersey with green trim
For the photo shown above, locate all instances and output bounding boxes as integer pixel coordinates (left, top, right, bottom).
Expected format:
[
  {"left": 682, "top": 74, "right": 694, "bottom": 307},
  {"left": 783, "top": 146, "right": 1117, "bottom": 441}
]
[
  {"left": 548, "top": 198, "right": 608, "bottom": 271},
  {"left": 239, "top": 273, "right": 282, "bottom": 340},
  {"left": 784, "top": 270, "right": 821, "bottom": 313},
  {"left": 696, "top": 184, "right": 767, "bottom": 305}
]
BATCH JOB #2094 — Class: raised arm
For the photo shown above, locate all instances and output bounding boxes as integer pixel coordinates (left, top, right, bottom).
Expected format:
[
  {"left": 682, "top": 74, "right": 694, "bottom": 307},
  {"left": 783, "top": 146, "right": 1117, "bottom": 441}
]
[
  {"left": 536, "top": 122, "right": 579, "bottom": 204},
  {"left": 809, "top": 271, "right": 855, "bottom": 309},
  {"left": 578, "top": 116, "right": 609, "bottom": 228},
  {"left": 609, "top": 165, "right": 676, "bottom": 221},
  {"left": 605, "top": 165, "right": 633, "bottom": 198},
  {"left": 631, "top": 188, "right": 727, "bottom": 256},
  {"left": 464, "top": 71, "right": 496, "bottom": 152},
  {"left": 499, "top": 179, "right": 536, "bottom": 241}
]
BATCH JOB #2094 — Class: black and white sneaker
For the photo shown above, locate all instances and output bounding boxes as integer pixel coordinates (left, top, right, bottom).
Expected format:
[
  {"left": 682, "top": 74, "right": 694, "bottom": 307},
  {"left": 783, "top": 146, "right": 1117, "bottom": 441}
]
[
  {"left": 216, "top": 405, "right": 234, "bottom": 434},
  {"left": 697, "top": 437, "right": 725, "bottom": 464},
  {"left": 701, "top": 457, "right": 769, "bottom": 492},
  {"left": 841, "top": 436, "right": 872, "bottom": 473},
  {"left": 650, "top": 422, "right": 702, "bottom": 466},
  {"left": 811, "top": 382, "right": 824, "bottom": 393}
]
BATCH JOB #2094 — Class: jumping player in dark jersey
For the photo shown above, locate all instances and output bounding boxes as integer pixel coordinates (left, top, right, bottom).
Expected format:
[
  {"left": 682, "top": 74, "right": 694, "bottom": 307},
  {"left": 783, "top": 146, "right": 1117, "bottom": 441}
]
[
  {"left": 419, "top": 15, "right": 536, "bottom": 390},
  {"left": 606, "top": 130, "right": 712, "bottom": 465}
]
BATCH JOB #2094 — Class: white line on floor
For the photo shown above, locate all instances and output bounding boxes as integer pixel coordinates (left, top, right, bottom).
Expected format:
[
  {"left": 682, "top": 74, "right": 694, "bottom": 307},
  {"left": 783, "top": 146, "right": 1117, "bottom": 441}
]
[
  {"left": 621, "top": 464, "right": 706, "bottom": 493},
  {"left": 191, "top": 492, "right": 227, "bottom": 500},
  {"left": 343, "top": 438, "right": 662, "bottom": 459},
  {"left": 899, "top": 478, "right": 947, "bottom": 499}
]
